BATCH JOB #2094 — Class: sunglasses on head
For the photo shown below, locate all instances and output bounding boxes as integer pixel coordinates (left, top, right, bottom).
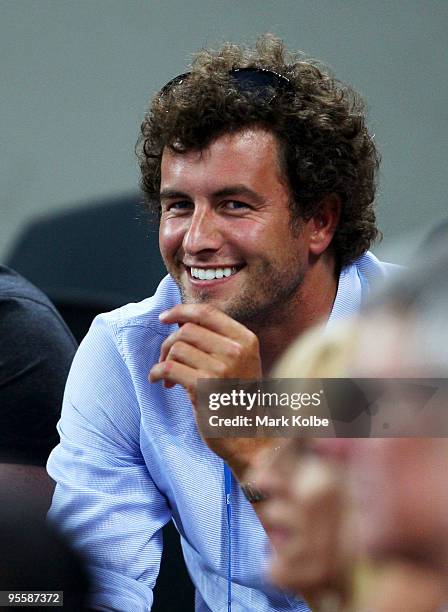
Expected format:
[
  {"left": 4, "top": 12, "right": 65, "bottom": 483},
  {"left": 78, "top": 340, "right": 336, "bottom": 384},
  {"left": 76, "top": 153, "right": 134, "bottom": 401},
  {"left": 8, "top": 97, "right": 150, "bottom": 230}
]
[{"left": 159, "top": 67, "right": 293, "bottom": 102}]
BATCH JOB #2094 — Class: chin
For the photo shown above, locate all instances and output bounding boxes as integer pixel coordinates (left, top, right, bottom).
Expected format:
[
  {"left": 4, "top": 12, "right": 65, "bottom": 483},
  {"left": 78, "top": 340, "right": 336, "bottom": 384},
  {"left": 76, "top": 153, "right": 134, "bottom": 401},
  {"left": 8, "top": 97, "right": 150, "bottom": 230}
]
[
  {"left": 269, "top": 562, "right": 299, "bottom": 594},
  {"left": 180, "top": 288, "right": 245, "bottom": 318}
]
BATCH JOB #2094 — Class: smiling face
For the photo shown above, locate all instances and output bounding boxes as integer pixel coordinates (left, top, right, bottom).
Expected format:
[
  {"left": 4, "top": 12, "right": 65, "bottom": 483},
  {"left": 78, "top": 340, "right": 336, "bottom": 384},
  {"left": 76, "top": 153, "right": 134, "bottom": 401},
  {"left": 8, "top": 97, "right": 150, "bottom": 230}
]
[{"left": 159, "top": 127, "right": 312, "bottom": 326}]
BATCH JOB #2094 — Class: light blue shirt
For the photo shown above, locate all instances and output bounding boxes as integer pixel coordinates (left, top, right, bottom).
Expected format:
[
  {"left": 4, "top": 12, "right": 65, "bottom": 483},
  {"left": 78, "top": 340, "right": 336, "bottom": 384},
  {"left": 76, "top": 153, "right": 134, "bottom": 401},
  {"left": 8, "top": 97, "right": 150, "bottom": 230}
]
[{"left": 47, "top": 251, "right": 393, "bottom": 612}]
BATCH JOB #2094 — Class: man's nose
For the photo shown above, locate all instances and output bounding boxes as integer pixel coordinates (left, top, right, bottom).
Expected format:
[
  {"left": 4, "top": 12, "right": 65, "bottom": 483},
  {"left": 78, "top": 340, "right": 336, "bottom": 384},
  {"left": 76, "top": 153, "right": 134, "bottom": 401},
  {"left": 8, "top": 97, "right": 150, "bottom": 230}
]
[{"left": 183, "top": 205, "right": 222, "bottom": 254}]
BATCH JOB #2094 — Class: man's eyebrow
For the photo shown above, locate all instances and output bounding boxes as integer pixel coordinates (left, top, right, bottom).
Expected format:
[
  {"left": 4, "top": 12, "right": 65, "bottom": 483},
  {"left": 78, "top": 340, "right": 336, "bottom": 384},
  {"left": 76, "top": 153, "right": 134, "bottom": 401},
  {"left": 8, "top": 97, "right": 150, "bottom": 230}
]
[
  {"left": 159, "top": 185, "right": 266, "bottom": 205},
  {"left": 212, "top": 185, "right": 266, "bottom": 205},
  {"left": 159, "top": 189, "right": 190, "bottom": 201}
]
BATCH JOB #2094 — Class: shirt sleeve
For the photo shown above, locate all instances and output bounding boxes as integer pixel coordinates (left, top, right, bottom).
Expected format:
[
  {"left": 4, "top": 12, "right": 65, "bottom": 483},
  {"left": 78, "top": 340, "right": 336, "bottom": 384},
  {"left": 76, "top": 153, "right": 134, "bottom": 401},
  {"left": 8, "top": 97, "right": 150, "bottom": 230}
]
[{"left": 47, "top": 315, "right": 171, "bottom": 612}]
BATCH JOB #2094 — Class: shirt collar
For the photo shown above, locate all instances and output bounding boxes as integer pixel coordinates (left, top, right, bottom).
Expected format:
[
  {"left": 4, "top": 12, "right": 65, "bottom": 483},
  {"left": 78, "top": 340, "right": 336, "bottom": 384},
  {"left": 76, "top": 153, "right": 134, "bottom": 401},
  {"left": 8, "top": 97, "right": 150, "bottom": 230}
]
[{"left": 327, "top": 261, "right": 363, "bottom": 329}]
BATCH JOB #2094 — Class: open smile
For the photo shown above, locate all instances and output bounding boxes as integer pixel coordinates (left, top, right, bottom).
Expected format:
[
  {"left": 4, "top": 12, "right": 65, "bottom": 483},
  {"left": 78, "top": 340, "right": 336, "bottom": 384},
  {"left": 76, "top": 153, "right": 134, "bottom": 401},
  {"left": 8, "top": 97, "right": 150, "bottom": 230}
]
[{"left": 186, "top": 265, "right": 245, "bottom": 283}]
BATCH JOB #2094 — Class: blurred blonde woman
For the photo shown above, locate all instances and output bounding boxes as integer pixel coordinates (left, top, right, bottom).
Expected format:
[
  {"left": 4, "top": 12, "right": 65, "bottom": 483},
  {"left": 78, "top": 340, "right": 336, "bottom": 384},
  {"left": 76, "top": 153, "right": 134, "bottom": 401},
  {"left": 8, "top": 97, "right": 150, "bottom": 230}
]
[{"left": 251, "top": 246, "right": 448, "bottom": 611}]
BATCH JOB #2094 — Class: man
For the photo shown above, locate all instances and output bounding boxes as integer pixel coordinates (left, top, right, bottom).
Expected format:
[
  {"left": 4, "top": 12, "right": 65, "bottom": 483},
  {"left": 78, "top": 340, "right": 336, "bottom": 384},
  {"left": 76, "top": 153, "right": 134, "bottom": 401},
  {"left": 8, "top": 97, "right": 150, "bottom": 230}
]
[
  {"left": 48, "top": 34, "right": 393, "bottom": 611},
  {"left": 0, "top": 265, "right": 77, "bottom": 517}
]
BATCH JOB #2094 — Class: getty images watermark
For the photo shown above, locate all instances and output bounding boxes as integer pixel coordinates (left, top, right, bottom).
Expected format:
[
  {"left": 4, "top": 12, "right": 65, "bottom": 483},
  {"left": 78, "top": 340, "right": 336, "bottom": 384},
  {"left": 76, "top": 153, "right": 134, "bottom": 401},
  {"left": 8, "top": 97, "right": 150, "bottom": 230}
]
[
  {"left": 197, "top": 379, "right": 448, "bottom": 437},
  {"left": 207, "top": 387, "right": 327, "bottom": 427}
]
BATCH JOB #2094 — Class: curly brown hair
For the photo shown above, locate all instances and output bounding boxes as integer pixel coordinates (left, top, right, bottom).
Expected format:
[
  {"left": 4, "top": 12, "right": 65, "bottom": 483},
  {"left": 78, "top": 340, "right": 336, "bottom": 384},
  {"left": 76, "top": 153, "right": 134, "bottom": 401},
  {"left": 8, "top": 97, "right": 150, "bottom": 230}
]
[{"left": 136, "top": 34, "right": 380, "bottom": 267}]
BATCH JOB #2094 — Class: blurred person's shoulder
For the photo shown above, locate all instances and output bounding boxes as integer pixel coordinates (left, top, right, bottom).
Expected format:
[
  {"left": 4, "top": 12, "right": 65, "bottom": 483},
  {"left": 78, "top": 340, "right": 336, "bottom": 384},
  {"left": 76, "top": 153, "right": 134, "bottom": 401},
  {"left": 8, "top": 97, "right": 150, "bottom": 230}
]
[
  {"left": 0, "top": 264, "right": 76, "bottom": 349},
  {"left": 0, "top": 264, "right": 61, "bottom": 310},
  {"left": 0, "top": 265, "right": 77, "bottom": 467}
]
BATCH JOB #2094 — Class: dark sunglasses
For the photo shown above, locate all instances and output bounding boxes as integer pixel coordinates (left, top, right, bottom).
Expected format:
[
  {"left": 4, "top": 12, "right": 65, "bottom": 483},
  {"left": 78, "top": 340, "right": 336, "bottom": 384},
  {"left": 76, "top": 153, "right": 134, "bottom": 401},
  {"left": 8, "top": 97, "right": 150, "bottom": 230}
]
[{"left": 159, "top": 67, "right": 293, "bottom": 102}]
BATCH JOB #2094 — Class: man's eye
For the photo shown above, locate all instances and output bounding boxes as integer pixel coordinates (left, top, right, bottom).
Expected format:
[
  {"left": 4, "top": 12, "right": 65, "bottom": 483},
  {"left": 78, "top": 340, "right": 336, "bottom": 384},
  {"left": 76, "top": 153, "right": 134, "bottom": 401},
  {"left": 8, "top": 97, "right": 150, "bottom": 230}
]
[
  {"left": 224, "top": 201, "right": 250, "bottom": 211},
  {"left": 166, "top": 201, "right": 193, "bottom": 212}
]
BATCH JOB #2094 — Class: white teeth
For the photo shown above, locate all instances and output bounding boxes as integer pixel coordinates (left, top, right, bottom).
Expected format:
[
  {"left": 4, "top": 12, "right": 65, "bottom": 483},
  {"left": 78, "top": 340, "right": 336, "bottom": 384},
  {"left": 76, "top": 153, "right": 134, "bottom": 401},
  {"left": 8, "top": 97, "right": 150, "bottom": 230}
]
[{"left": 190, "top": 266, "right": 237, "bottom": 280}]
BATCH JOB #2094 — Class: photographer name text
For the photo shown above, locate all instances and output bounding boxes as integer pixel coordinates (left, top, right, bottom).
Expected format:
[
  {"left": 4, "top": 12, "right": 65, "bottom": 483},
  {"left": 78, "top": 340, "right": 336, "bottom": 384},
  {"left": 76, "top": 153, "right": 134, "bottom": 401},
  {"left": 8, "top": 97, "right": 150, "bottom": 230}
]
[{"left": 208, "top": 414, "right": 329, "bottom": 427}]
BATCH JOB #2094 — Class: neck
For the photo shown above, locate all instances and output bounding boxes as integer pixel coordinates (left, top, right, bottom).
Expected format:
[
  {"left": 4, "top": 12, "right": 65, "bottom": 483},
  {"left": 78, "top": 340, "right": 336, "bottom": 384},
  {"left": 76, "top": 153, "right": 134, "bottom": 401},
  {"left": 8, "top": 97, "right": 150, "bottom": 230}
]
[{"left": 255, "top": 253, "right": 339, "bottom": 374}]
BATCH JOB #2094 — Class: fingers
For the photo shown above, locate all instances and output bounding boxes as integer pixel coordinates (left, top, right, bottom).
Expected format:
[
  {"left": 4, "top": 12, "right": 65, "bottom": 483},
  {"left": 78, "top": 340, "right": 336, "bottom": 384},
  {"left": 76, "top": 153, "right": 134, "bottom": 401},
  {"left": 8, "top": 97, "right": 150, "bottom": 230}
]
[
  {"left": 149, "top": 359, "right": 208, "bottom": 392},
  {"left": 161, "top": 340, "right": 225, "bottom": 374},
  {"left": 159, "top": 303, "right": 257, "bottom": 345},
  {"left": 159, "top": 322, "right": 241, "bottom": 364},
  {"left": 152, "top": 303, "right": 262, "bottom": 397}
]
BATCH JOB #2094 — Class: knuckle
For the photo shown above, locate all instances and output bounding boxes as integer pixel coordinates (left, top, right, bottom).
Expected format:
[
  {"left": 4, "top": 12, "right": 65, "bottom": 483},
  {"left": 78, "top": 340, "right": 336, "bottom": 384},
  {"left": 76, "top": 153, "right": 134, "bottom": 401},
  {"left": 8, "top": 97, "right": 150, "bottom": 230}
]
[
  {"left": 162, "top": 360, "right": 173, "bottom": 375},
  {"left": 198, "top": 369, "right": 212, "bottom": 380},
  {"left": 169, "top": 340, "right": 185, "bottom": 359},
  {"left": 181, "top": 322, "right": 195, "bottom": 336},
  {"left": 247, "top": 331, "right": 260, "bottom": 352},
  {"left": 199, "top": 303, "right": 215, "bottom": 318},
  {"left": 215, "top": 361, "right": 228, "bottom": 377},
  {"left": 228, "top": 341, "right": 243, "bottom": 359},
  {"left": 168, "top": 344, "right": 178, "bottom": 360}
]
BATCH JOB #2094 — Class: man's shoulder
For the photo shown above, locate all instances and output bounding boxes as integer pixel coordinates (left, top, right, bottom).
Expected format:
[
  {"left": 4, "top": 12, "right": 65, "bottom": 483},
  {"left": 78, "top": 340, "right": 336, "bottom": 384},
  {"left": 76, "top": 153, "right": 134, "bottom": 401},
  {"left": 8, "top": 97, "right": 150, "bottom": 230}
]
[{"left": 95, "top": 274, "right": 181, "bottom": 341}]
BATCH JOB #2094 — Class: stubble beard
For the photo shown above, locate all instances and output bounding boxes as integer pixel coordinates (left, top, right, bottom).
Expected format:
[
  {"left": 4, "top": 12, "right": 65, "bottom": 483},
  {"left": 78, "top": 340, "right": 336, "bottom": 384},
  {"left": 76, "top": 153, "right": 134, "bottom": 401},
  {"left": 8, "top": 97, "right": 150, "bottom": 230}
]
[{"left": 173, "top": 260, "right": 306, "bottom": 330}]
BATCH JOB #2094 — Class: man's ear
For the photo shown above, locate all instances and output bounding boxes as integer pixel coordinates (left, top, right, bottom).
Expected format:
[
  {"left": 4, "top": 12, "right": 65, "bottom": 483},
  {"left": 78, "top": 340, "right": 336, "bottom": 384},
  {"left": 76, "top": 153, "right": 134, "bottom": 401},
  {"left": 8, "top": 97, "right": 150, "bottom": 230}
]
[{"left": 308, "top": 193, "right": 341, "bottom": 257}]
